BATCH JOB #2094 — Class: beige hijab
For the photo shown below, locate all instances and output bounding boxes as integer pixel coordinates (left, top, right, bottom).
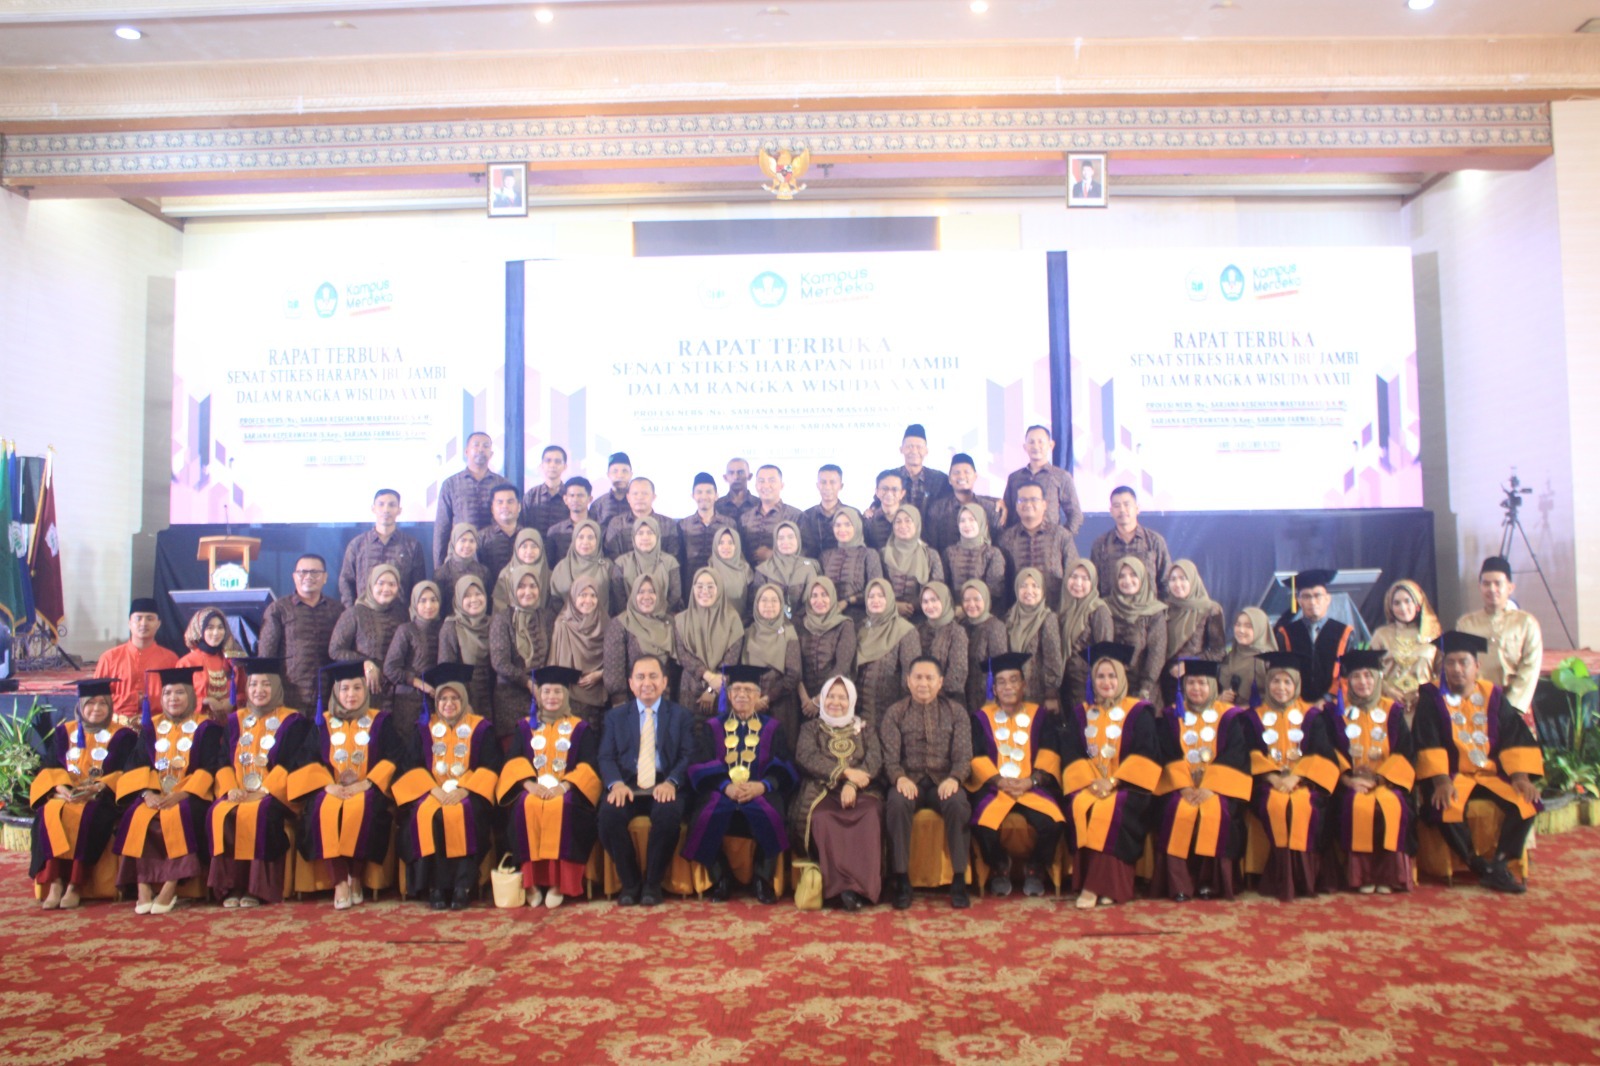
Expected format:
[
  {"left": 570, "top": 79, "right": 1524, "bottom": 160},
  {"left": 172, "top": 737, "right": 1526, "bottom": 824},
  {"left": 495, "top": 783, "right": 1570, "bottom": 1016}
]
[
  {"left": 955, "top": 501, "right": 991, "bottom": 550},
  {"left": 854, "top": 577, "right": 915, "bottom": 667},
  {"left": 618, "top": 515, "right": 674, "bottom": 601},
  {"left": 494, "top": 528, "right": 551, "bottom": 613},
  {"left": 618, "top": 573, "right": 674, "bottom": 659},
  {"left": 756, "top": 520, "right": 816, "bottom": 591},
  {"left": 674, "top": 568, "right": 745, "bottom": 668},
  {"left": 1163, "top": 559, "right": 1217, "bottom": 653},
  {"left": 803, "top": 575, "right": 848, "bottom": 636},
  {"left": 1109, "top": 556, "right": 1167, "bottom": 624},
  {"left": 551, "top": 519, "right": 608, "bottom": 603},
  {"left": 708, "top": 526, "right": 752, "bottom": 606},
  {"left": 452, "top": 574, "right": 491, "bottom": 665},
  {"left": 1058, "top": 559, "right": 1105, "bottom": 652},
  {"left": 505, "top": 564, "right": 546, "bottom": 665},
  {"left": 880, "top": 504, "right": 931, "bottom": 584},
  {"left": 1005, "top": 567, "right": 1051, "bottom": 653},
  {"left": 958, "top": 578, "right": 995, "bottom": 627},
  {"left": 742, "top": 584, "right": 796, "bottom": 671},
  {"left": 550, "top": 574, "right": 605, "bottom": 673}
]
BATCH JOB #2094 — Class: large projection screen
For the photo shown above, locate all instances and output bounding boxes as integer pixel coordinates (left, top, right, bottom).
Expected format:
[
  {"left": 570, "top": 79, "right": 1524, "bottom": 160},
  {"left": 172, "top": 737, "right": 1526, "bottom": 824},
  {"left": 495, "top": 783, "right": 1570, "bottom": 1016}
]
[
  {"left": 1068, "top": 247, "right": 1422, "bottom": 511},
  {"left": 171, "top": 262, "right": 505, "bottom": 524},
  {"left": 521, "top": 252, "right": 1055, "bottom": 510}
]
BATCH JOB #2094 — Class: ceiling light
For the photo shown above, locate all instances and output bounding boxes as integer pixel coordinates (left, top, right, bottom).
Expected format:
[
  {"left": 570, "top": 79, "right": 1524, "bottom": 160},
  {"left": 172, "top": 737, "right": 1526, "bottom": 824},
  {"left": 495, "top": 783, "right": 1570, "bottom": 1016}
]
[
  {"left": 970, "top": 0, "right": 990, "bottom": 13},
  {"left": 1406, "top": 0, "right": 1434, "bottom": 10},
  {"left": 534, "top": 7, "right": 554, "bottom": 23},
  {"left": 113, "top": 26, "right": 143, "bottom": 40}
]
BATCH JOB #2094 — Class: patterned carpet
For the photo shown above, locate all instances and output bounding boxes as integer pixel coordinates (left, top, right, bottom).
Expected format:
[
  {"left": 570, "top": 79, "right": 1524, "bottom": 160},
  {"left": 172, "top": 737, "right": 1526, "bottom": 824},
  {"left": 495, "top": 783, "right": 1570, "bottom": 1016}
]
[{"left": 3, "top": 832, "right": 1599, "bottom": 1066}]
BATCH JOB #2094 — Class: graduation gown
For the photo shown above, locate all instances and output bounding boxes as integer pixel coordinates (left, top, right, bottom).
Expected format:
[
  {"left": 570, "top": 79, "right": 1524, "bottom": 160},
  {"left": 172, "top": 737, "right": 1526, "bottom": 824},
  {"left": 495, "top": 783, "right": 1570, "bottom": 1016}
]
[
  {"left": 1273, "top": 615, "right": 1354, "bottom": 703},
  {"left": 207, "top": 707, "right": 313, "bottom": 866},
  {"left": 289, "top": 709, "right": 408, "bottom": 864},
  {"left": 682, "top": 712, "right": 798, "bottom": 867},
  {"left": 392, "top": 712, "right": 503, "bottom": 865},
  {"left": 1246, "top": 701, "right": 1342, "bottom": 854},
  {"left": 113, "top": 714, "right": 227, "bottom": 867},
  {"left": 29, "top": 720, "right": 138, "bottom": 880},
  {"left": 1060, "top": 698, "right": 1162, "bottom": 863},
  {"left": 497, "top": 715, "right": 602, "bottom": 868},
  {"left": 1156, "top": 701, "right": 1256, "bottom": 863},
  {"left": 1412, "top": 680, "right": 1543, "bottom": 828},
  {"left": 966, "top": 701, "right": 1065, "bottom": 830},
  {"left": 1327, "top": 694, "right": 1417, "bottom": 858}
]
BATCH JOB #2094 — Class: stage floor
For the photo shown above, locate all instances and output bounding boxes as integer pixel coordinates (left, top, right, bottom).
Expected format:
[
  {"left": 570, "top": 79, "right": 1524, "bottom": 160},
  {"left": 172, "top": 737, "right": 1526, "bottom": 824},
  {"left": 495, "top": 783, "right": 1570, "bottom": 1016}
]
[{"left": 2, "top": 831, "right": 1597, "bottom": 1064}]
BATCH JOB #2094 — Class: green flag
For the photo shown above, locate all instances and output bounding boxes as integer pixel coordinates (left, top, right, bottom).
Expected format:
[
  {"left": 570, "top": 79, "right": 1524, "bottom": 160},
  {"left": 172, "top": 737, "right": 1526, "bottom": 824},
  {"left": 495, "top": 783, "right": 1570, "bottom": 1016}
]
[{"left": 0, "top": 442, "right": 21, "bottom": 626}]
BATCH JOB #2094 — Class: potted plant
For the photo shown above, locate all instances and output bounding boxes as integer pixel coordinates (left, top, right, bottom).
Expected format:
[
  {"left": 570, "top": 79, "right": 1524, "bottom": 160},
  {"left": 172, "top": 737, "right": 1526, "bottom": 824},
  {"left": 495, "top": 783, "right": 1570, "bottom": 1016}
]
[
  {"left": 1546, "top": 657, "right": 1600, "bottom": 826},
  {"left": 0, "top": 698, "right": 48, "bottom": 852}
]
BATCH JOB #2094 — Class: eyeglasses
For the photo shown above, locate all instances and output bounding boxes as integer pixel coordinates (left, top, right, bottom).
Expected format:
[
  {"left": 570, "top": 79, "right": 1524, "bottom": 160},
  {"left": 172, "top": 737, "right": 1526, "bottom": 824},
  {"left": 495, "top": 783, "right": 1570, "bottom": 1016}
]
[{"left": 293, "top": 569, "right": 327, "bottom": 578}]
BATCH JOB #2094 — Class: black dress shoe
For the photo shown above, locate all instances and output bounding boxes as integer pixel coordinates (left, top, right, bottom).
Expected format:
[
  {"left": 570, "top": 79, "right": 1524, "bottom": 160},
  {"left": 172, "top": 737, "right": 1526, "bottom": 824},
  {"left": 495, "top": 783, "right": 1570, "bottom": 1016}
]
[
  {"left": 616, "top": 888, "right": 640, "bottom": 907},
  {"left": 987, "top": 875, "right": 1013, "bottom": 897},
  {"left": 1022, "top": 874, "right": 1046, "bottom": 898},
  {"left": 639, "top": 886, "right": 663, "bottom": 907},
  {"left": 450, "top": 888, "right": 471, "bottom": 911},
  {"left": 1479, "top": 862, "right": 1526, "bottom": 894},
  {"left": 892, "top": 875, "right": 913, "bottom": 911},
  {"left": 754, "top": 879, "right": 777, "bottom": 905},
  {"left": 839, "top": 890, "right": 864, "bottom": 912},
  {"left": 949, "top": 878, "right": 971, "bottom": 909},
  {"left": 429, "top": 887, "right": 448, "bottom": 911},
  {"left": 709, "top": 876, "right": 731, "bottom": 903}
]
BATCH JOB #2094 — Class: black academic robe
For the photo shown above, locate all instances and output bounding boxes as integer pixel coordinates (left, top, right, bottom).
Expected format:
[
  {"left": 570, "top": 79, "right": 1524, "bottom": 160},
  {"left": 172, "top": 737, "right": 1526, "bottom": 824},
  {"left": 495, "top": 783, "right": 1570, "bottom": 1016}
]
[{"left": 1273, "top": 614, "right": 1354, "bottom": 702}]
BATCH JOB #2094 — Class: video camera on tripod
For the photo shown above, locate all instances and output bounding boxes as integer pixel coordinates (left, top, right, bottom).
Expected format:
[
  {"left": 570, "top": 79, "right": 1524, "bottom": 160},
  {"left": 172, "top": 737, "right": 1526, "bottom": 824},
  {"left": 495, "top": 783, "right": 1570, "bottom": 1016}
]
[{"left": 1500, "top": 472, "right": 1533, "bottom": 520}]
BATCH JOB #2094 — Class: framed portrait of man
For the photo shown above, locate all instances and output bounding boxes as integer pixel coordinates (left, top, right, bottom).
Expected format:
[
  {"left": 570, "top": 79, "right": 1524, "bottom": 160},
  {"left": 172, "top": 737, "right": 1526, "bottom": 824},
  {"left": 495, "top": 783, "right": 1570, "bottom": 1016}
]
[
  {"left": 487, "top": 162, "right": 528, "bottom": 217},
  {"left": 1067, "top": 154, "right": 1107, "bottom": 208}
]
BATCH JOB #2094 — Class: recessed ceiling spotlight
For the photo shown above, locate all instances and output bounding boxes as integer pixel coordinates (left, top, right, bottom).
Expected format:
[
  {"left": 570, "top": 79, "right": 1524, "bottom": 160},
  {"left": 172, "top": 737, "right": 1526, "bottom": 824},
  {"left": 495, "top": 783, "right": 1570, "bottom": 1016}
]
[
  {"left": 534, "top": 7, "right": 554, "bottom": 23},
  {"left": 1406, "top": 0, "right": 1434, "bottom": 10},
  {"left": 113, "top": 26, "right": 143, "bottom": 40},
  {"left": 970, "top": 0, "right": 990, "bottom": 13}
]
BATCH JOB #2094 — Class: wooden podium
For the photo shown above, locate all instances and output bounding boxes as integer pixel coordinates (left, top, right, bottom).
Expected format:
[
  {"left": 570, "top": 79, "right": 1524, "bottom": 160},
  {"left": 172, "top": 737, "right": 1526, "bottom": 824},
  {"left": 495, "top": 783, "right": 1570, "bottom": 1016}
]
[{"left": 196, "top": 535, "right": 261, "bottom": 587}]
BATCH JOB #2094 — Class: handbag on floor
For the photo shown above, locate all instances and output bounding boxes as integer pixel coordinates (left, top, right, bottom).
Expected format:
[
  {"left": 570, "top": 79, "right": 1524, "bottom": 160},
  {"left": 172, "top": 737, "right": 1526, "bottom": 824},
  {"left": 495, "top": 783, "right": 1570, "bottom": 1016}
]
[
  {"left": 792, "top": 859, "right": 823, "bottom": 911},
  {"left": 490, "top": 853, "right": 525, "bottom": 908}
]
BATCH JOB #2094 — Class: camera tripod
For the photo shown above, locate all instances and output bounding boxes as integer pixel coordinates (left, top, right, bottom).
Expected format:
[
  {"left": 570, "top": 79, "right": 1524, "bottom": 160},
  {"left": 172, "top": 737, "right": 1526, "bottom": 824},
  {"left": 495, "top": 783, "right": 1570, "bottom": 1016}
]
[{"left": 1499, "top": 472, "right": 1575, "bottom": 647}]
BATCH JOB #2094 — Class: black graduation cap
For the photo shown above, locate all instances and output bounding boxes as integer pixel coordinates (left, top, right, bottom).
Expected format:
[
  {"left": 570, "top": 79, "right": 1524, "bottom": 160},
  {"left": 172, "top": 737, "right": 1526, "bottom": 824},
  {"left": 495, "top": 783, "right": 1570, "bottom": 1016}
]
[
  {"left": 1338, "top": 649, "right": 1387, "bottom": 674},
  {"left": 239, "top": 657, "right": 285, "bottom": 677},
  {"left": 982, "top": 651, "right": 1031, "bottom": 675},
  {"left": 903, "top": 423, "right": 927, "bottom": 441},
  {"left": 1439, "top": 630, "right": 1490, "bottom": 657},
  {"left": 1292, "top": 569, "right": 1337, "bottom": 592},
  {"left": 1086, "top": 642, "right": 1136, "bottom": 667},
  {"left": 130, "top": 597, "right": 160, "bottom": 615},
  {"left": 0, "top": 678, "right": 20, "bottom": 694},
  {"left": 423, "top": 662, "right": 476, "bottom": 689},
  {"left": 321, "top": 660, "right": 368, "bottom": 685},
  {"left": 151, "top": 667, "right": 195, "bottom": 687},
  {"left": 1176, "top": 658, "right": 1221, "bottom": 679},
  {"left": 1256, "top": 651, "right": 1308, "bottom": 675},
  {"left": 722, "top": 663, "right": 768, "bottom": 685},
  {"left": 532, "top": 665, "right": 583, "bottom": 687}
]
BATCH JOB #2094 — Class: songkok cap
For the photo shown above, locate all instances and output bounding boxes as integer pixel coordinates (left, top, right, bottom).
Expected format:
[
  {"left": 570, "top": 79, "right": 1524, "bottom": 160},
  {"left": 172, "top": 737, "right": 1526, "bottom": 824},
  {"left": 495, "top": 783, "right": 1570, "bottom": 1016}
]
[
  {"left": 423, "top": 662, "right": 476, "bottom": 689},
  {"left": 238, "top": 657, "right": 284, "bottom": 677},
  {"left": 607, "top": 452, "right": 632, "bottom": 468},
  {"left": 982, "top": 651, "right": 1031, "bottom": 676},
  {"left": 532, "top": 665, "right": 583, "bottom": 687},
  {"left": 949, "top": 452, "right": 976, "bottom": 469},
  {"left": 74, "top": 678, "right": 116, "bottom": 698},
  {"left": 721, "top": 663, "right": 768, "bottom": 686},
  {"left": 693, "top": 471, "right": 716, "bottom": 489},
  {"left": 1176, "top": 658, "right": 1221, "bottom": 679},
  {"left": 903, "top": 423, "right": 927, "bottom": 442},
  {"left": 1086, "top": 641, "right": 1136, "bottom": 667},
  {"left": 130, "top": 597, "right": 160, "bottom": 615},
  {"left": 1439, "top": 630, "right": 1490, "bottom": 657},
  {"left": 1256, "top": 651, "right": 1308, "bottom": 675},
  {"left": 1480, "top": 556, "right": 1513, "bottom": 578},
  {"left": 1338, "top": 649, "right": 1387, "bottom": 674}
]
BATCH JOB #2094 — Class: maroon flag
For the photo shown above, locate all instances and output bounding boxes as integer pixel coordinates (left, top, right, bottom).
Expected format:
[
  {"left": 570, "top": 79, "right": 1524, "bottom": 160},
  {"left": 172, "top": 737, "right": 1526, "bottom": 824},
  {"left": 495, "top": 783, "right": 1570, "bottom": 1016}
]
[{"left": 29, "top": 451, "right": 64, "bottom": 636}]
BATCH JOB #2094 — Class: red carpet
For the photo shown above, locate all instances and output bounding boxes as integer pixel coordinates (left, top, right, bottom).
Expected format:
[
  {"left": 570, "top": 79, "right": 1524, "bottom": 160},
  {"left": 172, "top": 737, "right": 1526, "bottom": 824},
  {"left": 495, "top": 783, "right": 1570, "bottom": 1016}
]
[{"left": 2, "top": 832, "right": 1598, "bottom": 1065}]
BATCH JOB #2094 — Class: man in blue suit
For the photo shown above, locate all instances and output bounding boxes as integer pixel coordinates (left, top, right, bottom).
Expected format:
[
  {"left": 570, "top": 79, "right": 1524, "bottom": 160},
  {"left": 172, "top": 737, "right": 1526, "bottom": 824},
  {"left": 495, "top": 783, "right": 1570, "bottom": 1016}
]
[{"left": 598, "top": 653, "right": 697, "bottom": 906}]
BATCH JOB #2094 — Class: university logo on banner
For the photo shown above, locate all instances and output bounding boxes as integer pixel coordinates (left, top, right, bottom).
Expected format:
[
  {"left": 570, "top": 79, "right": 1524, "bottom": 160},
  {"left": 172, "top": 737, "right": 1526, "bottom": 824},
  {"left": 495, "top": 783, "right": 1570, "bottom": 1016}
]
[{"left": 750, "top": 272, "right": 787, "bottom": 308}]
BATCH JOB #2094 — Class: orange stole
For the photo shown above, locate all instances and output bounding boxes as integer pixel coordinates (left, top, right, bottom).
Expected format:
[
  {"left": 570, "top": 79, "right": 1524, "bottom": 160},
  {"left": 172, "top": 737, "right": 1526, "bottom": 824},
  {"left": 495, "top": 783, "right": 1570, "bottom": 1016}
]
[
  {"left": 1068, "top": 697, "right": 1158, "bottom": 853},
  {"left": 1162, "top": 700, "right": 1236, "bottom": 860},
  {"left": 209, "top": 709, "right": 294, "bottom": 860},
  {"left": 115, "top": 716, "right": 214, "bottom": 860},
  {"left": 497, "top": 716, "right": 604, "bottom": 865},
  {"left": 391, "top": 715, "right": 498, "bottom": 859},
  {"left": 967, "top": 703, "right": 1064, "bottom": 830},
  {"left": 286, "top": 713, "right": 396, "bottom": 861},
  {"left": 33, "top": 725, "right": 128, "bottom": 859},
  {"left": 1336, "top": 695, "right": 1411, "bottom": 853},
  {"left": 1426, "top": 680, "right": 1542, "bottom": 824}
]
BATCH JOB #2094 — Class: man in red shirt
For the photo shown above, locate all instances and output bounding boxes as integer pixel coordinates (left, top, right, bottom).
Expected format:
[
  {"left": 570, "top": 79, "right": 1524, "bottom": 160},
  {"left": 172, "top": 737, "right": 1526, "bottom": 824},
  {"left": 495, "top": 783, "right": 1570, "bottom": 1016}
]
[{"left": 92, "top": 597, "right": 179, "bottom": 729}]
